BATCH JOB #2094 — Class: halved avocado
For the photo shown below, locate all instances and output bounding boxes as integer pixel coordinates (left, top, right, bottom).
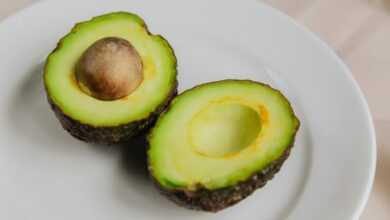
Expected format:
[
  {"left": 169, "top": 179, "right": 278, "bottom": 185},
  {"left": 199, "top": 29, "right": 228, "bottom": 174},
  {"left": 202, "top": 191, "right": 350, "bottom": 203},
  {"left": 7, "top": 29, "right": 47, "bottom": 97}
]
[
  {"left": 44, "top": 12, "right": 177, "bottom": 144},
  {"left": 148, "top": 80, "right": 299, "bottom": 212}
]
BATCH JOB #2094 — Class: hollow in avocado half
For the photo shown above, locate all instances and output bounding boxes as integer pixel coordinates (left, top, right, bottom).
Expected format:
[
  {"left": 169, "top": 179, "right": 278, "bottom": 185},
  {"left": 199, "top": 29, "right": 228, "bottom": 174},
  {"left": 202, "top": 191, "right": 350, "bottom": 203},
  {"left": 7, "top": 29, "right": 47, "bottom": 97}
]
[
  {"left": 148, "top": 80, "right": 299, "bottom": 212},
  {"left": 44, "top": 12, "right": 177, "bottom": 144}
]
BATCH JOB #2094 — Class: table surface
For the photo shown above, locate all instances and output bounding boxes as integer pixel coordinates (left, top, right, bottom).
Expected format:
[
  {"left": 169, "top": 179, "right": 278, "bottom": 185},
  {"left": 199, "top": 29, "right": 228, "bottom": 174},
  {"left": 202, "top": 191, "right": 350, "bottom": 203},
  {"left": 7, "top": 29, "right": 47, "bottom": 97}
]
[{"left": 1, "top": 0, "right": 389, "bottom": 219}]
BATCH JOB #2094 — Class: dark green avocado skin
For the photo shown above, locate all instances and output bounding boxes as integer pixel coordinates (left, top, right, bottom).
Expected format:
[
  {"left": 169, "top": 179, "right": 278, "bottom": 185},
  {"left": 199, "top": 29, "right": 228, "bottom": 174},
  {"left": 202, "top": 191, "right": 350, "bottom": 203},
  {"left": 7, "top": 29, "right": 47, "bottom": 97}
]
[
  {"left": 152, "top": 138, "right": 295, "bottom": 212},
  {"left": 47, "top": 83, "right": 177, "bottom": 144}
]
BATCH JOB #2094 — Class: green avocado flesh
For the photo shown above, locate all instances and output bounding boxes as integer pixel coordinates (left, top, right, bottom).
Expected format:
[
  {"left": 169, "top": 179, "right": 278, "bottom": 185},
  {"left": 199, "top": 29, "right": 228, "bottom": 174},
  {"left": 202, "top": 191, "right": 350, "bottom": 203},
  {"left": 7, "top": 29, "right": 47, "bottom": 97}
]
[
  {"left": 44, "top": 12, "right": 177, "bottom": 127},
  {"left": 148, "top": 80, "right": 299, "bottom": 190}
]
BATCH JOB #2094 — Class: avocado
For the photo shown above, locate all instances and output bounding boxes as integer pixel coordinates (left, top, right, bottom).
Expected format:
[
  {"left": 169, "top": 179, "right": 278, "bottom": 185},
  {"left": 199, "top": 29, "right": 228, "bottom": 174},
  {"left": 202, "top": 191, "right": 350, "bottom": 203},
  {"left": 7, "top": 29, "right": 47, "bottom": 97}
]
[
  {"left": 148, "top": 80, "right": 299, "bottom": 212},
  {"left": 44, "top": 12, "right": 177, "bottom": 144}
]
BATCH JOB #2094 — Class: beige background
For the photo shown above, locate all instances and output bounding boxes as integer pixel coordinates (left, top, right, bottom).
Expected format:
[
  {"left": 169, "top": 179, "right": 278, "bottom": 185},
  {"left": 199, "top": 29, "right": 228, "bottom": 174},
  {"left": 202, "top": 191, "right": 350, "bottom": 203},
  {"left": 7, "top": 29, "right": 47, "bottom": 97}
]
[{"left": 0, "top": 0, "right": 388, "bottom": 219}]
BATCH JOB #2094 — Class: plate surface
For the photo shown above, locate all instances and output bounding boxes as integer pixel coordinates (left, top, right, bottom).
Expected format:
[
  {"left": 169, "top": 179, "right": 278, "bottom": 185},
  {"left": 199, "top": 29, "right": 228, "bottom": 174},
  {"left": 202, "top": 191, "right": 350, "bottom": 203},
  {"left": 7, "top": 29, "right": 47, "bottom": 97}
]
[{"left": 0, "top": 0, "right": 376, "bottom": 219}]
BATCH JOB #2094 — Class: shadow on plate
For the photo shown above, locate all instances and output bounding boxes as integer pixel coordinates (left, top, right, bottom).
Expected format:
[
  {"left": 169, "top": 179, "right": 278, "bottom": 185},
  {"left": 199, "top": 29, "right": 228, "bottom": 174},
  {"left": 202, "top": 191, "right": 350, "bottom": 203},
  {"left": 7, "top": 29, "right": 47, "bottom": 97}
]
[
  {"left": 112, "top": 136, "right": 204, "bottom": 217},
  {"left": 118, "top": 136, "right": 149, "bottom": 180}
]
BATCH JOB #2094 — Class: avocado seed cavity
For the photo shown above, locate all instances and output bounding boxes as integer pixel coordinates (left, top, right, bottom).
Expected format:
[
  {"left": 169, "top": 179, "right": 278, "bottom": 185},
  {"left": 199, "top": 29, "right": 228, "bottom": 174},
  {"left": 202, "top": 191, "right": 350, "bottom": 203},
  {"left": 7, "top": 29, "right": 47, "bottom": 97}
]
[{"left": 75, "top": 37, "right": 143, "bottom": 100}]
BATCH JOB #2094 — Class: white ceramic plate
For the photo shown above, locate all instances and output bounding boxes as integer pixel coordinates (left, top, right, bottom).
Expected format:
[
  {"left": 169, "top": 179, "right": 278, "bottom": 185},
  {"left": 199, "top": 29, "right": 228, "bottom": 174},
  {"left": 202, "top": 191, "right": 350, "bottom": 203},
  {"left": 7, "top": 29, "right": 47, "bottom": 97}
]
[{"left": 0, "top": 0, "right": 376, "bottom": 219}]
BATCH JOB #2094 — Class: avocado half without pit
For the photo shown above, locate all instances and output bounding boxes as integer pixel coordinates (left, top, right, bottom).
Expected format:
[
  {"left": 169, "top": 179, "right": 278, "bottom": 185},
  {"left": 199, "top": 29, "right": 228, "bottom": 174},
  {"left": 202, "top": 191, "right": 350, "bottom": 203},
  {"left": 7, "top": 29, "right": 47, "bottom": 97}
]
[
  {"left": 44, "top": 12, "right": 177, "bottom": 144},
  {"left": 148, "top": 80, "right": 300, "bottom": 212}
]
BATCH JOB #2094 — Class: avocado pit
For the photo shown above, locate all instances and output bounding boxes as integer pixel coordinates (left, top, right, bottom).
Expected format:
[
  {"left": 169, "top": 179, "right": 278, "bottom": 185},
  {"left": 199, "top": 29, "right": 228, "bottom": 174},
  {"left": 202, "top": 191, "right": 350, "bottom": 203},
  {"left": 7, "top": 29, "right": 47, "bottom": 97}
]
[{"left": 75, "top": 37, "right": 143, "bottom": 100}]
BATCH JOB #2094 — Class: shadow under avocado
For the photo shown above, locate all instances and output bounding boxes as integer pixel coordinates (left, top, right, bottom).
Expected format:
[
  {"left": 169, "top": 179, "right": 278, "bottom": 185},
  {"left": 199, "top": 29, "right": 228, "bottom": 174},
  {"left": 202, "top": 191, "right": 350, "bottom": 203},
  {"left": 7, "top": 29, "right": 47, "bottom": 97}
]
[
  {"left": 113, "top": 136, "right": 196, "bottom": 215},
  {"left": 119, "top": 135, "right": 149, "bottom": 180}
]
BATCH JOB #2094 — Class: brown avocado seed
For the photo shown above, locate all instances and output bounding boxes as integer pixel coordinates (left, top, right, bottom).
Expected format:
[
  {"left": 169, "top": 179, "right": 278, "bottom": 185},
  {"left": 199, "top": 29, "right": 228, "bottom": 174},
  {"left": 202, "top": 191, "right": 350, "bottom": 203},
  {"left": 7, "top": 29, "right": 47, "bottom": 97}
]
[{"left": 75, "top": 37, "right": 143, "bottom": 100}]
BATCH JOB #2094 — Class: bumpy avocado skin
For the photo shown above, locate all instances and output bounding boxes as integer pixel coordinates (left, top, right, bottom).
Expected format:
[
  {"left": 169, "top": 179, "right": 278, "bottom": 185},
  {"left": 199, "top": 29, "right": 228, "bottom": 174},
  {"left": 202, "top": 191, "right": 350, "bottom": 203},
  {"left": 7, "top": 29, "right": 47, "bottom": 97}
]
[
  {"left": 152, "top": 141, "right": 294, "bottom": 212},
  {"left": 148, "top": 80, "right": 300, "bottom": 212},
  {"left": 47, "top": 84, "right": 177, "bottom": 144},
  {"left": 44, "top": 12, "right": 178, "bottom": 144}
]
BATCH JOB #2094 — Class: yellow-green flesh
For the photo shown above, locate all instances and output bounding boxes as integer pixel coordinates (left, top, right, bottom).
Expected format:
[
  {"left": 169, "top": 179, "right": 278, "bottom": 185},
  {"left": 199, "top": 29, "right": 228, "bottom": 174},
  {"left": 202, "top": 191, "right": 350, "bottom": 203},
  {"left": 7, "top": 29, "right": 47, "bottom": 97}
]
[
  {"left": 148, "top": 80, "right": 299, "bottom": 190},
  {"left": 44, "top": 12, "right": 176, "bottom": 126}
]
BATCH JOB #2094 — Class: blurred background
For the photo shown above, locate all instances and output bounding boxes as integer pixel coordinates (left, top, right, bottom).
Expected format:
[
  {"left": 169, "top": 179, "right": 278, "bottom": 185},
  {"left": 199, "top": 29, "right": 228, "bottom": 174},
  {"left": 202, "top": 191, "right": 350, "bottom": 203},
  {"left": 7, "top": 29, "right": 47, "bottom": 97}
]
[{"left": 0, "top": 0, "right": 388, "bottom": 219}]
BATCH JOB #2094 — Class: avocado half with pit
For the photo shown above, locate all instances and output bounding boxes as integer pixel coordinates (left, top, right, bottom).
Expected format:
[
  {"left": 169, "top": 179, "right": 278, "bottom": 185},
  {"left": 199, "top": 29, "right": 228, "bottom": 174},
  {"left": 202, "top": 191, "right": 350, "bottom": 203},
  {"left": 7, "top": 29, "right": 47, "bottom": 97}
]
[
  {"left": 148, "top": 80, "right": 299, "bottom": 212},
  {"left": 44, "top": 12, "right": 177, "bottom": 144}
]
